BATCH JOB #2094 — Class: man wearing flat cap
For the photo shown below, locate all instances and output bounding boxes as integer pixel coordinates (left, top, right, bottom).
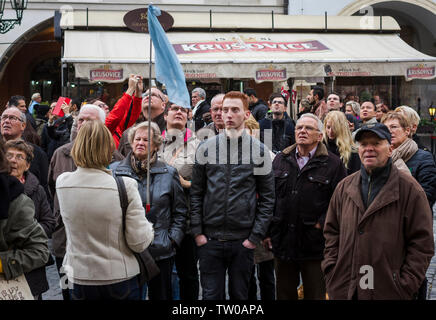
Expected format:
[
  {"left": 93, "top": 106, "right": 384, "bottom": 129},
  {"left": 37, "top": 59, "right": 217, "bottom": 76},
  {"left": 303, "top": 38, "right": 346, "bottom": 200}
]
[{"left": 322, "top": 123, "right": 434, "bottom": 300}]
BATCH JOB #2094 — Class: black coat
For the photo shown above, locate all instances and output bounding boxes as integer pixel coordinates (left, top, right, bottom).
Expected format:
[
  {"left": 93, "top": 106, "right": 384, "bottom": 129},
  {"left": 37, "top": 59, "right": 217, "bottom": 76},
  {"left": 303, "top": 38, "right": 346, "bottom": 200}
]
[
  {"left": 324, "top": 139, "right": 361, "bottom": 176},
  {"left": 23, "top": 171, "right": 55, "bottom": 297},
  {"left": 28, "top": 142, "right": 49, "bottom": 199},
  {"left": 112, "top": 157, "right": 187, "bottom": 261},
  {"left": 193, "top": 100, "right": 211, "bottom": 132},
  {"left": 45, "top": 115, "right": 74, "bottom": 160},
  {"left": 259, "top": 113, "right": 295, "bottom": 154},
  {"left": 269, "top": 142, "right": 346, "bottom": 261},
  {"left": 190, "top": 131, "right": 275, "bottom": 245},
  {"left": 406, "top": 149, "right": 436, "bottom": 209},
  {"left": 249, "top": 100, "right": 268, "bottom": 121}
]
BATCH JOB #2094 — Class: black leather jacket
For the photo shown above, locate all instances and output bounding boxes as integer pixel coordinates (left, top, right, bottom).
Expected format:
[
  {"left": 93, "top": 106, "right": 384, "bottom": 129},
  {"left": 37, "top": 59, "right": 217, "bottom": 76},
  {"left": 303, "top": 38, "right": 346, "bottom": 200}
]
[
  {"left": 112, "top": 156, "right": 187, "bottom": 261},
  {"left": 190, "top": 131, "right": 275, "bottom": 245}
]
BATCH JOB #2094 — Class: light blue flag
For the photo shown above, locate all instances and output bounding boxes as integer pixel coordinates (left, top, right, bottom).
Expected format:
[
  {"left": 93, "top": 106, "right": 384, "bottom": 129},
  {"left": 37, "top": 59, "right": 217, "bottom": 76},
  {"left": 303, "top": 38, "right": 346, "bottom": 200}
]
[{"left": 148, "top": 4, "right": 191, "bottom": 109}]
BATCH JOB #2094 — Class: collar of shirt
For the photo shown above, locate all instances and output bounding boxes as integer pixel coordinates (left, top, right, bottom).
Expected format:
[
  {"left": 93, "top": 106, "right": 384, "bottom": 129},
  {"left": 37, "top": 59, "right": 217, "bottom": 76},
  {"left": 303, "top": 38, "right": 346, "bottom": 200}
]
[
  {"left": 295, "top": 145, "right": 317, "bottom": 169},
  {"left": 192, "top": 99, "right": 205, "bottom": 116}
]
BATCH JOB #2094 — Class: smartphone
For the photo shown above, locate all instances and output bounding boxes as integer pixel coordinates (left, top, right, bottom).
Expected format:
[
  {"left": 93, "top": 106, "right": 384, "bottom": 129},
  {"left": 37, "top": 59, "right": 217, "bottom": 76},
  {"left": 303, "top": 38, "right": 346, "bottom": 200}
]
[{"left": 52, "top": 97, "right": 71, "bottom": 117}]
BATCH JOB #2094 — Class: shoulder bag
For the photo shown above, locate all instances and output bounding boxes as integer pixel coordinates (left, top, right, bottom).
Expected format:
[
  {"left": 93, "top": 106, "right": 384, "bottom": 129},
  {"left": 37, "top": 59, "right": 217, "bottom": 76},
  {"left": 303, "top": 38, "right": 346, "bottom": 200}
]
[{"left": 114, "top": 175, "right": 160, "bottom": 286}]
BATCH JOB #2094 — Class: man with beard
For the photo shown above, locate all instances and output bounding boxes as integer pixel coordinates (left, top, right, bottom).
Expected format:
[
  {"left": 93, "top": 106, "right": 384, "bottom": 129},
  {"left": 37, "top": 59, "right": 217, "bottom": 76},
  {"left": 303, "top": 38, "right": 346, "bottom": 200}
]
[
  {"left": 307, "top": 86, "right": 328, "bottom": 122},
  {"left": 244, "top": 88, "right": 269, "bottom": 122},
  {"left": 259, "top": 93, "right": 295, "bottom": 154}
]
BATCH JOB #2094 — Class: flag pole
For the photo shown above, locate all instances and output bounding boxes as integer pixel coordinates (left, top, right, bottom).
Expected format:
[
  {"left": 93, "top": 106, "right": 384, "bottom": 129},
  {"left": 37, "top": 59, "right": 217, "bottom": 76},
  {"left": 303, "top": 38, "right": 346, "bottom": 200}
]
[{"left": 146, "top": 7, "right": 152, "bottom": 214}]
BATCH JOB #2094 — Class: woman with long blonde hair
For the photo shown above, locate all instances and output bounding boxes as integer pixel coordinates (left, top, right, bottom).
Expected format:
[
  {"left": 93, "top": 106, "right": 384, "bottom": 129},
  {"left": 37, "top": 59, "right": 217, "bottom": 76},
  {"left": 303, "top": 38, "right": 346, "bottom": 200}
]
[{"left": 323, "top": 111, "right": 360, "bottom": 175}]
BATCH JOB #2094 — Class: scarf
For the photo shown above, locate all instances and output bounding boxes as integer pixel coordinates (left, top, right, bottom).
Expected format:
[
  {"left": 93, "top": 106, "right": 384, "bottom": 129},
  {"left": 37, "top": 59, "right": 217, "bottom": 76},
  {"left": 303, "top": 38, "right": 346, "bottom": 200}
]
[
  {"left": 391, "top": 138, "right": 418, "bottom": 164},
  {"left": 130, "top": 151, "right": 157, "bottom": 179}
]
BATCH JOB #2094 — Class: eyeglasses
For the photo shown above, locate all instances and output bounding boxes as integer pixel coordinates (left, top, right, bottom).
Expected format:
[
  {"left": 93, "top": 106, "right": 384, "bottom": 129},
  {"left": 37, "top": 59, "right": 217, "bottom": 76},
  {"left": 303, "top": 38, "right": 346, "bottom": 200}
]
[
  {"left": 386, "top": 125, "right": 403, "bottom": 131},
  {"left": 1, "top": 114, "right": 23, "bottom": 122},
  {"left": 169, "top": 106, "right": 188, "bottom": 114},
  {"left": 6, "top": 153, "right": 26, "bottom": 161},
  {"left": 295, "top": 125, "right": 319, "bottom": 132},
  {"left": 211, "top": 107, "right": 223, "bottom": 113},
  {"left": 143, "top": 93, "right": 163, "bottom": 101},
  {"left": 272, "top": 100, "right": 285, "bottom": 105}
]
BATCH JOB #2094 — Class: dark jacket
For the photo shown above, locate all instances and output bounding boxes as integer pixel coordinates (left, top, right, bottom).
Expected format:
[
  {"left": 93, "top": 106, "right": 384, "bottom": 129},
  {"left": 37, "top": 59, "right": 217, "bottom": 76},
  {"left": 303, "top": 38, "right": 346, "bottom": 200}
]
[
  {"left": 406, "top": 149, "right": 436, "bottom": 208},
  {"left": 28, "top": 142, "right": 49, "bottom": 198},
  {"left": 249, "top": 100, "right": 268, "bottom": 122},
  {"left": 23, "top": 171, "right": 55, "bottom": 297},
  {"left": 190, "top": 131, "right": 275, "bottom": 245},
  {"left": 0, "top": 174, "right": 49, "bottom": 281},
  {"left": 322, "top": 164, "right": 434, "bottom": 299},
  {"left": 24, "top": 171, "right": 56, "bottom": 238},
  {"left": 269, "top": 142, "right": 346, "bottom": 261},
  {"left": 193, "top": 100, "right": 211, "bottom": 132},
  {"left": 324, "top": 139, "right": 361, "bottom": 176},
  {"left": 259, "top": 112, "right": 295, "bottom": 154},
  {"left": 112, "top": 156, "right": 187, "bottom": 261},
  {"left": 46, "top": 115, "right": 74, "bottom": 160}
]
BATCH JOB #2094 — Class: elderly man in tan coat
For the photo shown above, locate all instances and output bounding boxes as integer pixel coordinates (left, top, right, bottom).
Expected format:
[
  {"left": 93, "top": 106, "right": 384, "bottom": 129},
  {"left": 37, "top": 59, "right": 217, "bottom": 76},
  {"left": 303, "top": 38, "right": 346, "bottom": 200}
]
[{"left": 322, "top": 123, "right": 434, "bottom": 300}]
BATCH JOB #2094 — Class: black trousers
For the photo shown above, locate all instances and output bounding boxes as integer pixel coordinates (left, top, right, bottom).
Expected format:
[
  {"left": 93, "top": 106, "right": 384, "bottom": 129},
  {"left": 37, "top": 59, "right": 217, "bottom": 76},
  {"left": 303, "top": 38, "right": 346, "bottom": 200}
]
[
  {"left": 275, "top": 258, "right": 326, "bottom": 300},
  {"left": 248, "top": 259, "right": 276, "bottom": 300},
  {"left": 147, "top": 257, "right": 174, "bottom": 300},
  {"left": 175, "top": 234, "right": 199, "bottom": 300},
  {"left": 198, "top": 239, "right": 254, "bottom": 300},
  {"left": 55, "top": 256, "right": 70, "bottom": 301}
]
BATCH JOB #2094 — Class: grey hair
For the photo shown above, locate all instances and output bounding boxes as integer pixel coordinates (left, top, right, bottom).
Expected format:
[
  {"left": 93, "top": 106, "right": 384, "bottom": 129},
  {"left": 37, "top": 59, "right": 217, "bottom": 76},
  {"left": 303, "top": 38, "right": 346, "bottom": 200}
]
[
  {"left": 80, "top": 104, "right": 106, "bottom": 123},
  {"left": 31, "top": 93, "right": 41, "bottom": 100},
  {"left": 346, "top": 101, "right": 360, "bottom": 116},
  {"left": 4, "top": 106, "right": 26, "bottom": 122},
  {"left": 211, "top": 93, "right": 225, "bottom": 106},
  {"left": 297, "top": 113, "right": 324, "bottom": 132},
  {"left": 395, "top": 105, "right": 420, "bottom": 127},
  {"left": 128, "top": 121, "right": 163, "bottom": 149},
  {"left": 192, "top": 87, "right": 206, "bottom": 99}
]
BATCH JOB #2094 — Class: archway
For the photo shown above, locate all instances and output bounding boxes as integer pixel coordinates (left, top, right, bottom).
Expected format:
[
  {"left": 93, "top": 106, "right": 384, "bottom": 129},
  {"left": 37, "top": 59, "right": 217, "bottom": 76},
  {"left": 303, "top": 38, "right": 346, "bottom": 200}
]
[
  {"left": 0, "top": 17, "right": 61, "bottom": 108},
  {"left": 339, "top": 0, "right": 436, "bottom": 56}
]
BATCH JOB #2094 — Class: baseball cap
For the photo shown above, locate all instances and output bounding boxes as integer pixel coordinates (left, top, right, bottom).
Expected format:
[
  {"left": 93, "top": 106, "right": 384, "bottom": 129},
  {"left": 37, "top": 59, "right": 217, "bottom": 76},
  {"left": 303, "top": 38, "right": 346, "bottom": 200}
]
[{"left": 355, "top": 122, "right": 391, "bottom": 144}]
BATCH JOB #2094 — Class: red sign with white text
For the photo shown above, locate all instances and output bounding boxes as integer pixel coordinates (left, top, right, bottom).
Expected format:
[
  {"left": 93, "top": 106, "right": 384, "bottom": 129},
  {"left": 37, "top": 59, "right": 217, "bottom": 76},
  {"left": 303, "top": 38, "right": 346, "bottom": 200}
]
[{"left": 173, "top": 40, "right": 329, "bottom": 54}]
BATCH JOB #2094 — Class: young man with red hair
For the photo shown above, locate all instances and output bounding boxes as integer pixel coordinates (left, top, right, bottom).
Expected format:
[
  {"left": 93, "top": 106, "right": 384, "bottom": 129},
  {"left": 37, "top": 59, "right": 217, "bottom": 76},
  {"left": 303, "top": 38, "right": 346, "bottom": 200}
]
[{"left": 190, "top": 91, "right": 275, "bottom": 300}]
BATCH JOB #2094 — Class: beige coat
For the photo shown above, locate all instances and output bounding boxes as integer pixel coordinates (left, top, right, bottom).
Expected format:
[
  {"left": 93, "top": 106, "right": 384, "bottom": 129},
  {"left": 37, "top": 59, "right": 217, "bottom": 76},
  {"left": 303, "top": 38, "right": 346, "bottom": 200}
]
[{"left": 56, "top": 167, "right": 154, "bottom": 285}]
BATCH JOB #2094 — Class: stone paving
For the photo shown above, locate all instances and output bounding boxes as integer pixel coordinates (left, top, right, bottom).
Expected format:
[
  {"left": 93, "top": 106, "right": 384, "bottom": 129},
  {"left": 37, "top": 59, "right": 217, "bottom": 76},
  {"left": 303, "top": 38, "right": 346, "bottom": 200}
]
[
  {"left": 42, "top": 205, "right": 436, "bottom": 300},
  {"left": 425, "top": 204, "right": 436, "bottom": 300}
]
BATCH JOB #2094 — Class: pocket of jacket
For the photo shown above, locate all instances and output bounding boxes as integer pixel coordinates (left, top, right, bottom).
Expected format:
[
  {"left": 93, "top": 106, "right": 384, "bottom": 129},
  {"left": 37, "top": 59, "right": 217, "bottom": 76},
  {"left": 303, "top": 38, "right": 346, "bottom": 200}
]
[{"left": 393, "top": 271, "right": 406, "bottom": 300}]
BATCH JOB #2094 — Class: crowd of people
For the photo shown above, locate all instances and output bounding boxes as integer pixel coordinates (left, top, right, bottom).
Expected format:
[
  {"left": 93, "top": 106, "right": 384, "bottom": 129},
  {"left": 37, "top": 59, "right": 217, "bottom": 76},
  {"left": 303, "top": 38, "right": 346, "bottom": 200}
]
[{"left": 0, "top": 75, "right": 435, "bottom": 301}]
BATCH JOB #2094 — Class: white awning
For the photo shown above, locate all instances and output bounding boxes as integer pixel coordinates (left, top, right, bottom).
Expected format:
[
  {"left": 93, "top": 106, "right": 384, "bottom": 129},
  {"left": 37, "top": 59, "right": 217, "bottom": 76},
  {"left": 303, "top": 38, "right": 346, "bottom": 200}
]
[{"left": 63, "top": 30, "right": 436, "bottom": 83}]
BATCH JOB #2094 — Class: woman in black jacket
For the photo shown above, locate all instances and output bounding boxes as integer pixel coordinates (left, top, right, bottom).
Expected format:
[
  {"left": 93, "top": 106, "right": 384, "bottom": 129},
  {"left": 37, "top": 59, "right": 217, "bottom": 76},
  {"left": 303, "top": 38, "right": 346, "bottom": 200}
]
[
  {"left": 323, "top": 111, "right": 361, "bottom": 175},
  {"left": 5, "top": 139, "right": 56, "bottom": 299},
  {"left": 111, "top": 121, "right": 187, "bottom": 300}
]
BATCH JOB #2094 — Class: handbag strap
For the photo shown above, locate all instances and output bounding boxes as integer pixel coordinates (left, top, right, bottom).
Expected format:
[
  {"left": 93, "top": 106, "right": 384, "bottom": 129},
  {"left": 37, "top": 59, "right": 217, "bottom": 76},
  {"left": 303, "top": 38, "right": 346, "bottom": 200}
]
[{"left": 114, "top": 175, "right": 128, "bottom": 234}]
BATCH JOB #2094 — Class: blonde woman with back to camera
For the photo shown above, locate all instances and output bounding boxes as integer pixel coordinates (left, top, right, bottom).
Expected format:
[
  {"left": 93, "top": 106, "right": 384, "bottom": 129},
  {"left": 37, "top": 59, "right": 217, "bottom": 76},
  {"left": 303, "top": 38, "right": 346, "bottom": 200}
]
[{"left": 56, "top": 120, "right": 154, "bottom": 300}]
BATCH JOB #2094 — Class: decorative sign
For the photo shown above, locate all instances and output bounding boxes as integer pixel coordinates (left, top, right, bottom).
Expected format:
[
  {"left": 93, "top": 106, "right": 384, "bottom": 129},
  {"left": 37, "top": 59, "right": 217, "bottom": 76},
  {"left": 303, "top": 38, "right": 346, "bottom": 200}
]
[
  {"left": 184, "top": 69, "right": 217, "bottom": 79},
  {"left": 256, "top": 68, "right": 287, "bottom": 81},
  {"left": 406, "top": 64, "right": 436, "bottom": 81},
  {"left": 174, "top": 40, "right": 329, "bottom": 54},
  {"left": 90, "top": 68, "right": 124, "bottom": 82},
  {"left": 123, "top": 8, "right": 174, "bottom": 33},
  {"left": 0, "top": 274, "right": 34, "bottom": 300},
  {"left": 324, "top": 64, "right": 371, "bottom": 77}
]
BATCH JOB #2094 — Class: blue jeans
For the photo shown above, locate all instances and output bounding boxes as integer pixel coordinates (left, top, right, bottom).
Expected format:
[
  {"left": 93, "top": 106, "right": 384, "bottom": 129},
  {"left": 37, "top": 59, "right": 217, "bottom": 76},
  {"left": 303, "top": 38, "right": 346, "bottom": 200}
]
[{"left": 70, "top": 276, "right": 142, "bottom": 300}]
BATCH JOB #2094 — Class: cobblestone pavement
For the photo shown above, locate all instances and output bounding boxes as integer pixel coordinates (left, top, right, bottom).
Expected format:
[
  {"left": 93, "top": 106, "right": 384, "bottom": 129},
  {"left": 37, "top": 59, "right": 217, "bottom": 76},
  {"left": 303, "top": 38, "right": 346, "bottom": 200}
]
[
  {"left": 42, "top": 205, "right": 436, "bottom": 300},
  {"left": 425, "top": 204, "right": 436, "bottom": 300}
]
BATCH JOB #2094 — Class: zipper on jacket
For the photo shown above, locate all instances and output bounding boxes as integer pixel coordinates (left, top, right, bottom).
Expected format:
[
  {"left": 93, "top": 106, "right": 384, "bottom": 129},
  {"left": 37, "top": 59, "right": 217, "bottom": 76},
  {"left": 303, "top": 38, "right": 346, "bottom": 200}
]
[{"left": 367, "top": 175, "right": 372, "bottom": 204}]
